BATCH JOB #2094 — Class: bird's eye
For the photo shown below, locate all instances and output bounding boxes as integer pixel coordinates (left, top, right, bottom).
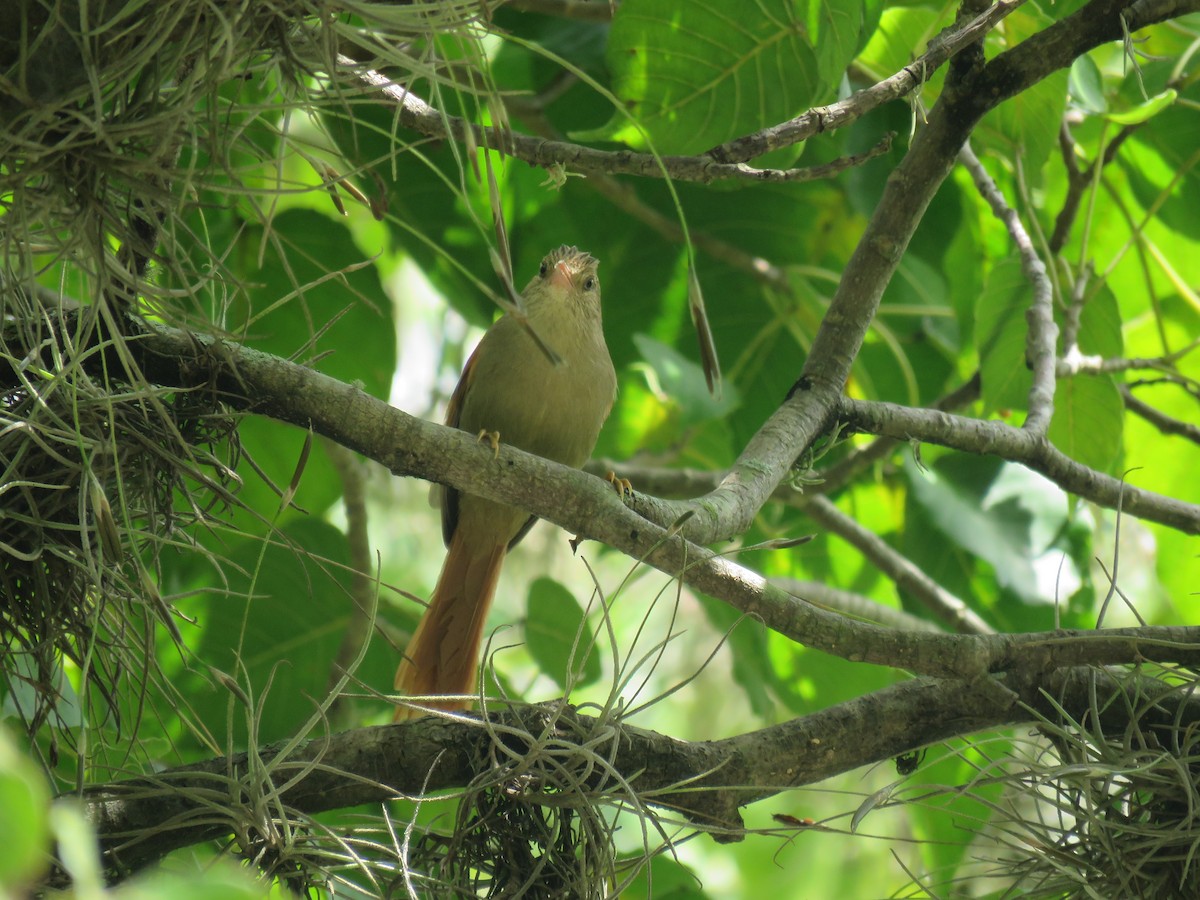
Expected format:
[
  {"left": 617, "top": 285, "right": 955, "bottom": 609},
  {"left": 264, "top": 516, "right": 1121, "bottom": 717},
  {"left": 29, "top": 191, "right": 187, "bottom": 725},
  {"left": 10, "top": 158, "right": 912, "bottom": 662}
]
[
  {"left": 583, "top": 275, "right": 597, "bottom": 291},
  {"left": 539, "top": 260, "right": 550, "bottom": 277}
]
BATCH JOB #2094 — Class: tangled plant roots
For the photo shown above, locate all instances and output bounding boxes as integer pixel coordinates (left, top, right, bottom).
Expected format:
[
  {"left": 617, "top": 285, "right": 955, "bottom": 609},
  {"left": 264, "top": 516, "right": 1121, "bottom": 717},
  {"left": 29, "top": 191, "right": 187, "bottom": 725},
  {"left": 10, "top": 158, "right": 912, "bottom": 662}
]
[
  {"left": 0, "top": 290, "right": 238, "bottom": 737},
  {"left": 920, "top": 669, "right": 1200, "bottom": 899},
  {"left": 0, "top": 0, "right": 485, "bottom": 745},
  {"left": 1008, "top": 683, "right": 1200, "bottom": 899},
  {"left": 406, "top": 706, "right": 654, "bottom": 898}
]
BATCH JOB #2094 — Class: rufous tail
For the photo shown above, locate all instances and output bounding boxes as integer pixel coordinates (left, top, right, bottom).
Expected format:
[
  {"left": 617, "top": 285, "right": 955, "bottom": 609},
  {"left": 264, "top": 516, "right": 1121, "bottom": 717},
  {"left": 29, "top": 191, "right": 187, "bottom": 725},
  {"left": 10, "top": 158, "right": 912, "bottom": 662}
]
[{"left": 393, "top": 528, "right": 506, "bottom": 721}]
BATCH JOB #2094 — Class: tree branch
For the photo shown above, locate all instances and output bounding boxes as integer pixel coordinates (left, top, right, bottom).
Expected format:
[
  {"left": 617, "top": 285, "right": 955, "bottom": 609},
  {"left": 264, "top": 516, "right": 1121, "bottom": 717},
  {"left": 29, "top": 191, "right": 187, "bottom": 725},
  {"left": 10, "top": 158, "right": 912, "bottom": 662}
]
[
  {"left": 702, "top": 0, "right": 1027, "bottom": 163},
  {"left": 958, "top": 142, "right": 1057, "bottom": 435},
  {"left": 341, "top": 62, "right": 891, "bottom": 185},
  {"left": 112, "top": 323, "right": 1200, "bottom": 679},
  {"left": 81, "top": 665, "right": 1200, "bottom": 875},
  {"left": 1121, "top": 385, "right": 1200, "bottom": 446},
  {"left": 655, "top": 0, "right": 1200, "bottom": 547},
  {"left": 839, "top": 396, "right": 1200, "bottom": 533}
]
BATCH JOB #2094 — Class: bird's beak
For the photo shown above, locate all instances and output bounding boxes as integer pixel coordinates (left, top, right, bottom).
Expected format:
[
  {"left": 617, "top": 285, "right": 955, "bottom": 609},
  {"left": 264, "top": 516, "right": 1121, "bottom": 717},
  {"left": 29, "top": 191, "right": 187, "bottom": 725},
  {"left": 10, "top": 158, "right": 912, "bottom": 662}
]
[{"left": 548, "top": 260, "right": 573, "bottom": 292}]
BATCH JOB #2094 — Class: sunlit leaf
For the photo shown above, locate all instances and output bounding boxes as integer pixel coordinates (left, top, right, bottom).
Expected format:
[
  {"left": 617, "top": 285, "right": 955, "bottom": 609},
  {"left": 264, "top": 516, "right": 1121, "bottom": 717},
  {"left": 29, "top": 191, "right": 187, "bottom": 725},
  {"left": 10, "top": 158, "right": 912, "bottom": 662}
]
[
  {"left": 587, "top": 0, "right": 824, "bottom": 154},
  {"left": 1048, "top": 374, "right": 1123, "bottom": 474},
  {"left": 976, "top": 257, "right": 1031, "bottom": 414},
  {"left": 1106, "top": 89, "right": 1177, "bottom": 126}
]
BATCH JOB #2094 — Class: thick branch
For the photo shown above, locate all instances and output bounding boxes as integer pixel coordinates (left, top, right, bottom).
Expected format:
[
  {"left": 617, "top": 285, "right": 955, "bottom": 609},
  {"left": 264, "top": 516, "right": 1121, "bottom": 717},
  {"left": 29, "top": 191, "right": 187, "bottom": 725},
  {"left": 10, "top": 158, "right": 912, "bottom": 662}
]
[
  {"left": 657, "top": 0, "right": 1199, "bottom": 546},
  {"left": 82, "top": 666, "right": 1200, "bottom": 874},
  {"left": 114, "top": 324, "right": 1200, "bottom": 679}
]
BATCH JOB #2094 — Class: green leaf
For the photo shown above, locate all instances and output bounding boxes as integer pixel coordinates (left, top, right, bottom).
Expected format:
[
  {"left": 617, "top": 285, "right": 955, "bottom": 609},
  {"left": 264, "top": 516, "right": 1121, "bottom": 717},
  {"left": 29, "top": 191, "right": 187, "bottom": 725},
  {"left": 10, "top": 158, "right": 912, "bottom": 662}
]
[
  {"left": 976, "top": 257, "right": 1032, "bottom": 414},
  {"left": 0, "top": 732, "right": 49, "bottom": 889},
  {"left": 905, "top": 457, "right": 1045, "bottom": 604},
  {"left": 1119, "top": 80, "right": 1200, "bottom": 240},
  {"left": 230, "top": 209, "right": 393, "bottom": 399},
  {"left": 980, "top": 68, "right": 1068, "bottom": 177},
  {"left": 808, "top": 0, "right": 871, "bottom": 90},
  {"left": 1048, "top": 375, "right": 1123, "bottom": 474},
  {"left": 1106, "top": 88, "right": 1177, "bottom": 126},
  {"left": 1076, "top": 284, "right": 1123, "bottom": 359},
  {"left": 855, "top": 7, "right": 941, "bottom": 78},
  {"left": 524, "top": 577, "right": 601, "bottom": 691},
  {"left": 590, "top": 0, "right": 823, "bottom": 154},
  {"left": 905, "top": 738, "right": 1012, "bottom": 885},
  {"left": 185, "top": 518, "right": 355, "bottom": 745},
  {"left": 1069, "top": 54, "right": 1106, "bottom": 114},
  {"left": 225, "top": 208, "right": 394, "bottom": 519},
  {"left": 632, "top": 333, "right": 740, "bottom": 429},
  {"left": 619, "top": 853, "right": 710, "bottom": 898},
  {"left": 975, "top": 9, "right": 1066, "bottom": 178}
]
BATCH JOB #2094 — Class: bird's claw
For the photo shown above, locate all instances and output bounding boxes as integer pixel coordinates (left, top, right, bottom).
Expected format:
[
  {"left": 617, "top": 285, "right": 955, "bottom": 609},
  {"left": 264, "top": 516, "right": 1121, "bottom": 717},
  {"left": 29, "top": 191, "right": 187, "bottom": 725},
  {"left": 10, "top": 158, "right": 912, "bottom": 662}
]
[
  {"left": 477, "top": 429, "right": 501, "bottom": 458},
  {"left": 606, "top": 471, "right": 634, "bottom": 500}
]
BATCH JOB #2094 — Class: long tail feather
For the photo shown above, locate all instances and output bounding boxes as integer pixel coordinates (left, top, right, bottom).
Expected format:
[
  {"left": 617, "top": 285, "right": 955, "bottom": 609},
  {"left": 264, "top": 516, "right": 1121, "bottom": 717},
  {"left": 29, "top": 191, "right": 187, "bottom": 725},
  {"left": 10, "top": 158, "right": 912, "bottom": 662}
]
[{"left": 393, "top": 529, "right": 506, "bottom": 721}]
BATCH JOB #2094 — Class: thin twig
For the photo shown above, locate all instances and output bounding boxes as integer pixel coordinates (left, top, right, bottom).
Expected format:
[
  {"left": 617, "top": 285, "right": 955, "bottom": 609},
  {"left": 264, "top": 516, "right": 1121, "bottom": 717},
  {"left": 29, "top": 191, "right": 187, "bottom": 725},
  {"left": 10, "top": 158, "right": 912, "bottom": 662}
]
[
  {"left": 959, "top": 142, "right": 1058, "bottom": 435},
  {"left": 1121, "top": 385, "right": 1200, "bottom": 445},
  {"left": 342, "top": 61, "right": 891, "bottom": 184}
]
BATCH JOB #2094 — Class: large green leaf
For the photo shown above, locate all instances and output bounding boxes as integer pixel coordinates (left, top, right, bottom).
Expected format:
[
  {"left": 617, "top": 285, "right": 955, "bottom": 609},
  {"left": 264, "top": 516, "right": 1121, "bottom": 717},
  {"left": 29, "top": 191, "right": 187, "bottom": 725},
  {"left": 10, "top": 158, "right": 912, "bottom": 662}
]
[
  {"left": 978, "top": 69, "right": 1068, "bottom": 179},
  {"left": 854, "top": 6, "right": 941, "bottom": 78},
  {"left": 590, "top": 0, "right": 825, "bottom": 154},
  {"left": 1048, "top": 374, "right": 1123, "bottom": 474},
  {"left": 1076, "top": 284, "right": 1123, "bottom": 359},
  {"left": 808, "top": 0, "right": 871, "bottom": 90},
  {"left": 905, "top": 457, "right": 1053, "bottom": 605},
  {"left": 524, "top": 577, "right": 602, "bottom": 691},
  {"left": 221, "top": 209, "right": 393, "bottom": 519},
  {"left": 976, "top": 257, "right": 1032, "bottom": 414},
  {"left": 976, "top": 9, "right": 1068, "bottom": 179},
  {"left": 1120, "top": 80, "right": 1200, "bottom": 241},
  {"left": 184, "top": 519, "right": 357, "bottom": 746},
  {"left": 618, "top": 854, "right": 710, "bottom": 899},
  {"left": 0, "top": 731, "right": 48, "bottom": 890}
]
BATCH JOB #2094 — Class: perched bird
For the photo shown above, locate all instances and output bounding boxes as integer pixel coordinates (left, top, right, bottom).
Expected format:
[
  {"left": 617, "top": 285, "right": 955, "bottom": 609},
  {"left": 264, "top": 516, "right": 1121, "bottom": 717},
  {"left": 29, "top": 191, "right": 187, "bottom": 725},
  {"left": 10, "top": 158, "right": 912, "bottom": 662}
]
[{"left": 394, "top": 246, "right": 616, "bottom": 719}]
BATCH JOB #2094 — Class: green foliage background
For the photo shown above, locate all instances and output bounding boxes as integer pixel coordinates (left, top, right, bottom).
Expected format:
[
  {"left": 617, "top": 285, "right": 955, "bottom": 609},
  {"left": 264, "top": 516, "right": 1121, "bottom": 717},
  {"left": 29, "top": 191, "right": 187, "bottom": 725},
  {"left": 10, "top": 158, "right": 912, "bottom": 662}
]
[{"left": 4, "top": 0, "right": 1200, "bottom": 896}]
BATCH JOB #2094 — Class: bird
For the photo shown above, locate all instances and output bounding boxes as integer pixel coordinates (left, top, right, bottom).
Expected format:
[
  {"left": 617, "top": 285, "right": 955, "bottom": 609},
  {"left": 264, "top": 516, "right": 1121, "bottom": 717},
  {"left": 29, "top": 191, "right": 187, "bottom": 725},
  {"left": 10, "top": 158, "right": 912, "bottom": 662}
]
[{"left": 393, "top": 246, "right": 617, "bottom": 720}]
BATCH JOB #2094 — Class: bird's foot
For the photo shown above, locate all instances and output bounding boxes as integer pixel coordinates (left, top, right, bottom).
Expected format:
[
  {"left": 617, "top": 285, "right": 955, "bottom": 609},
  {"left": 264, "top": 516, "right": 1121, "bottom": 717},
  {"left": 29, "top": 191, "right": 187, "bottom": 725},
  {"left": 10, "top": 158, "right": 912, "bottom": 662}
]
[
  {"left": 477, "top": 429, "right": 501, "bottom": 458},
  {"left": 606, "top": 471, "right": 634, "bottom": 500}
]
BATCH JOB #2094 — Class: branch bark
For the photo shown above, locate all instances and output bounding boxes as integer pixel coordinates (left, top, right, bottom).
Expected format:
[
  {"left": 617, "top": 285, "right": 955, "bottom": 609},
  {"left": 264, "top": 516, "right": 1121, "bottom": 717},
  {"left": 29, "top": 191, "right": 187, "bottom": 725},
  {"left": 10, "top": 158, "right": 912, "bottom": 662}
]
[
  {"left": 99, "top": 323, "right": 1200, "bottom": 679},
  {"left": 81, "top": 666, "right": 1200, "bottom": 875},
  {"left": 838, "top": 396, "right": 1200, "bottom": 533}
]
